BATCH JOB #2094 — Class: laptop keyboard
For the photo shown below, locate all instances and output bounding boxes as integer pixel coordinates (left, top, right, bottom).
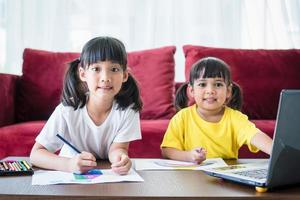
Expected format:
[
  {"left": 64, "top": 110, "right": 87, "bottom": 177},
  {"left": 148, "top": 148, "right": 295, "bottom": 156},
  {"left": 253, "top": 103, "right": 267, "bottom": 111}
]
[{"left": 233, "top": 169, "right": 267, "bottom": 180}]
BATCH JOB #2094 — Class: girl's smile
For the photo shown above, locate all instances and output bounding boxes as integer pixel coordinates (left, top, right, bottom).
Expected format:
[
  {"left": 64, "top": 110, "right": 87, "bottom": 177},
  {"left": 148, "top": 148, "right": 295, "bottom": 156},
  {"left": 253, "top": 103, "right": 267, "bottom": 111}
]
[
  {"left": 203, "top": 97, "right": 217, "bottom": 104},
  {"left": 98, "top": 85, "right": 113, "bottom": 91}
]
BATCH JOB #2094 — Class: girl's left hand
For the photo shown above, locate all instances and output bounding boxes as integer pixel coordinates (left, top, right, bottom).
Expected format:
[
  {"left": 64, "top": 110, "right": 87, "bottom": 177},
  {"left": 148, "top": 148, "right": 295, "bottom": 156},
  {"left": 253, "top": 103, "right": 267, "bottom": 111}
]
[{"left": 111, "top": 154, "right": 132, "bottom": 175}]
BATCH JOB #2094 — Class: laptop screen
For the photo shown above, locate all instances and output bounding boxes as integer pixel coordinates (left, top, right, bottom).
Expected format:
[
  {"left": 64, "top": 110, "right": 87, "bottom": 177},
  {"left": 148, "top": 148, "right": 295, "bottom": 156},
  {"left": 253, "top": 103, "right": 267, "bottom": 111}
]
[{"left": 267, "top": 90, "right": 300, "bottom": 188}]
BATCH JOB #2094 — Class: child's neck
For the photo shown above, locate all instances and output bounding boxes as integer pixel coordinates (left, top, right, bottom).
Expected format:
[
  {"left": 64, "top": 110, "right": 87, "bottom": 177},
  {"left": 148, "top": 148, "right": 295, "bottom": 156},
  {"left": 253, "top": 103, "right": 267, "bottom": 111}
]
[
  {"left": 196, "top": 106, "right": 225, "bottom": 123},
  {"left": 86, "top": 97, "right": 113, "bottom": 126}
]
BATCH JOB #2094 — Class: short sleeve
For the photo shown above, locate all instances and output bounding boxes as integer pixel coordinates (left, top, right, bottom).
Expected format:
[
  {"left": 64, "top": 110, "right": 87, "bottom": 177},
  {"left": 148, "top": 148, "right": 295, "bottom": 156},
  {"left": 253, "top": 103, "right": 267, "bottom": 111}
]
[
  {"left": 35, "top": 104, "right": 67, "bottom": 152},
  {"left": 113, "top": 109, "right": 141, "bottom": 143},
  {"left": 160, "top": 111, "right": 185, "bottom": 150},
  {"left": 234, "top": 111, "right": 260, "bottom": 153}
]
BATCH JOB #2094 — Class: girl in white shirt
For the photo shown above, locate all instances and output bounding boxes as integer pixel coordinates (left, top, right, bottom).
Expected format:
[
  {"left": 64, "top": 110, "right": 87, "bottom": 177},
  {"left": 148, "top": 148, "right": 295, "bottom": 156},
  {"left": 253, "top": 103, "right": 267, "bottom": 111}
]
[{"left": 30, "top": 37, "right": 143, "bottom": 175}]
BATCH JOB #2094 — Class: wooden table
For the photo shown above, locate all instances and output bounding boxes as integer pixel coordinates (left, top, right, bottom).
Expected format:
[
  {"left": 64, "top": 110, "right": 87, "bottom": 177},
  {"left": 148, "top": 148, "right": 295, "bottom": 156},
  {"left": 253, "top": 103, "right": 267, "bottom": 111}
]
[{"left": 1, "top": 157, "right": 300, "bottom": 200}]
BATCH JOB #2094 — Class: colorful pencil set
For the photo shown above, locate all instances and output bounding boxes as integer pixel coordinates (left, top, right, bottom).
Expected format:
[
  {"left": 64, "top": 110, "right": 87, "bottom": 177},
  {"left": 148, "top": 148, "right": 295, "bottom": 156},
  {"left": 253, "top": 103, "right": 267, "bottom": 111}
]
[{"left": 0, "top": 160, "right": 33, "bottom": 176}]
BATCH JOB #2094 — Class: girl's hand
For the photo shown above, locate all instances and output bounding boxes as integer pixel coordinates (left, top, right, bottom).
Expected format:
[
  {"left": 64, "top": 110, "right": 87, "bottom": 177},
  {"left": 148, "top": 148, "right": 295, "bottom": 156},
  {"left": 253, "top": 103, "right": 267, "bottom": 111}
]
[
  {"left": 111, "top": 154, "right": 132, "bottom": 175},
  {"left": 68, "top": 151, "right": 97, "bottom": 173},
  {"left": 189, "top": 147, "right": 207, "bottom": 164}
]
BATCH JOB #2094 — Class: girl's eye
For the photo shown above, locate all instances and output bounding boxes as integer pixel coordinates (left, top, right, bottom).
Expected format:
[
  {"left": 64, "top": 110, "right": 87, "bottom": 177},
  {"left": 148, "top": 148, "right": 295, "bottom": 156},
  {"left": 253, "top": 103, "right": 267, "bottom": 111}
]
[
  {"left": 215, "top": 82, "right": 224, "bottom": 87},
  {"left": 111, "top": 67, "right": 121, "bottom": 72},
  {"left": 198, "top": 83, "right": 206, "bottom": 87},
  {"left": 90, "top": 67, "right": 100, "bottom": 72}
]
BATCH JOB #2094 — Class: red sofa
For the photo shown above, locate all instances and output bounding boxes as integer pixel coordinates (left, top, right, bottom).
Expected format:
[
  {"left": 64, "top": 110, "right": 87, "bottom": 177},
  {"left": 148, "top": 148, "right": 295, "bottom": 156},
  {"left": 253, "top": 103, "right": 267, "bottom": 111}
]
[{"left": 1, "top": 46, "right": 300, "bottom": 159}]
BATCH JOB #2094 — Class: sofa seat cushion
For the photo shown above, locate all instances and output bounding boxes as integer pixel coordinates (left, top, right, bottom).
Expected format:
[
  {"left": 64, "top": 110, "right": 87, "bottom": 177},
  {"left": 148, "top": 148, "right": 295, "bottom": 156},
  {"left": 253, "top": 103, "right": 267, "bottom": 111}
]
[
  {"left": 0, "top": 119, "right": 170, "bottom": 159},
  {"left": 238, "top": 119, "right": 275, "bottom": 158},
  {"left": 129, "top": 119, "right": 170, "bottom": 158},
  {"left": 183, "top": 45, "right": 300, "bottom": 120},
  {"left": 251, "top": 119, "right": 275, "bottom": 138},
  {"left": 0, "top": 121, "right": 46, "bottom": 159}
]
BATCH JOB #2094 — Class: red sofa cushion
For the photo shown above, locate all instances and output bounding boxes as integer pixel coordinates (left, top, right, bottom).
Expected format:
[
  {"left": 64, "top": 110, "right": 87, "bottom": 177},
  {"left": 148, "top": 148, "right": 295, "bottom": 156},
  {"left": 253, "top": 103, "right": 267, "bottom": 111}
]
[
  {"left": 16, "top": 46, "right": 176, "bottom": 122},
  {"left": 16, "top": 49, "right": 80, "bottom": 122},
  {"left": 129, "top": 119, "right": 170, "bottom": 158},
  {"left": 0, "top": 121, "right": 45, "bottom": 159},
  {"left": 0, "top": 119, "right": 169, "bottom": 159},
  {"left": 0, "top": 74, "right": 18, "bottom": 127},
  {"left": 183, "top": 45, "right": 300, "bottom": 119},
  {"left": 128, "top": 46, "right": 176, "bottom": 119}
]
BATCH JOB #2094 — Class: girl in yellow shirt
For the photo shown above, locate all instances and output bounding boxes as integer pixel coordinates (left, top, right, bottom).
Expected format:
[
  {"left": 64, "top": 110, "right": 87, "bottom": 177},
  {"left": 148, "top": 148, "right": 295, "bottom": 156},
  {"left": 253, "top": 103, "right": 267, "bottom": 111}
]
[{"left": 161, "top": 57, "right": 272, "bottom": 163}]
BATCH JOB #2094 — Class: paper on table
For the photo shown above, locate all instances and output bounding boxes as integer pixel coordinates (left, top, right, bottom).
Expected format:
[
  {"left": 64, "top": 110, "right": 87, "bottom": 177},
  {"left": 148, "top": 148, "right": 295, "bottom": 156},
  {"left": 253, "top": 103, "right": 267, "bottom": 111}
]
[
  {"left": 32, "top": 168, "right": 144, "bottom": 185},
  {"left": 133, "top": 158, "right": 227, "bottom": 171}
]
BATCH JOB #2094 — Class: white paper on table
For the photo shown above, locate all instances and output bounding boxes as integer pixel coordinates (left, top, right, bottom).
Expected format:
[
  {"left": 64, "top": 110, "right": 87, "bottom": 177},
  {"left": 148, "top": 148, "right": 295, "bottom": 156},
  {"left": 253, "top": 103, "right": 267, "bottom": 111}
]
[
  {"left": 133, "top": 158, "right": 227, "bottom": 171},
  {"left": 32, "top": 168, "right": 144, "bottom": 185}
]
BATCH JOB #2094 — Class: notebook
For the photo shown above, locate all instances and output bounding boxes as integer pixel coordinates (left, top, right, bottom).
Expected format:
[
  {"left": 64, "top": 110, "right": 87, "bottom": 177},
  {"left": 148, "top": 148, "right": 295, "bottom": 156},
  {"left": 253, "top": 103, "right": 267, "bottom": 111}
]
[{"left": 203, "top": 90, "right": 300, "bottom": 189}]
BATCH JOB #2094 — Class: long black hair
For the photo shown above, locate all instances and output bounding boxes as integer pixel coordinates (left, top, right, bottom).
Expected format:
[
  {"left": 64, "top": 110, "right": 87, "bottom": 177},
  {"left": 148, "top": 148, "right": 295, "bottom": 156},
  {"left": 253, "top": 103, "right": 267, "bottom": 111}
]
[
  {"left": 175, "top": 57, "right": 242, "bottom": 111},
  {"left": 62, "top": 36, "right": 143, "bottom": 111}
]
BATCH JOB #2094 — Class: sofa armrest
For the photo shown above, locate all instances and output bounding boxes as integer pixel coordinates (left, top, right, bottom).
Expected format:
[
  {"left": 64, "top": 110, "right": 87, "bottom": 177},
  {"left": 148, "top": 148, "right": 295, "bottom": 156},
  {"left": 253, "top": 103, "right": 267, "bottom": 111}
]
[{"left": 0, "top": 73, "right": 19, "bottom": 127}]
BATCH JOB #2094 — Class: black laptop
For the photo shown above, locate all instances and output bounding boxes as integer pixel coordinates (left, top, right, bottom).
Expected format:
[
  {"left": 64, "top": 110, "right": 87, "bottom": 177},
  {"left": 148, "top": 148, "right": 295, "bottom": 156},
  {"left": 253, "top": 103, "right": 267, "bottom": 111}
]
[{"left": 203, "top": 90, "right": 300, "bottom": 189}]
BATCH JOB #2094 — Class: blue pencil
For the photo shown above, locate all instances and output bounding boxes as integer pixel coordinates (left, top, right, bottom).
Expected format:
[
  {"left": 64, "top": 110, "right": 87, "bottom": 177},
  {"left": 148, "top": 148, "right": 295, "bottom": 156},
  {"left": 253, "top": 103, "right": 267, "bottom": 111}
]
[{"left": 56, "top": 134, "right": 81, "bottom": 154}]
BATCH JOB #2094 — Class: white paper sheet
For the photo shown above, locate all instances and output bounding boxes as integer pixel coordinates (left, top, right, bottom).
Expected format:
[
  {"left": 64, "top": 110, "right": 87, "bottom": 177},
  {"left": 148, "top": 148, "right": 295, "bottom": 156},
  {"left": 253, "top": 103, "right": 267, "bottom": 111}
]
[
  {"left": 32, "top": 168, "right": 144, "bottom": 185},
  {"left": 133, "top": 158, "right": 227, "bottom": 171}
]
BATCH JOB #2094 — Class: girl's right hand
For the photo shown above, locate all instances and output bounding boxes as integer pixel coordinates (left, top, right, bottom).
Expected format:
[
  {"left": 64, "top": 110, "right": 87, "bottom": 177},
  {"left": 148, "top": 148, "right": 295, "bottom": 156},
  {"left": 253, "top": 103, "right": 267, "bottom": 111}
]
[
  {"left": 189, "top": 147, "right": 207, "bottom": 164},
  {"left": 68, "top": 151, "right": 97, "bottom": 173}
]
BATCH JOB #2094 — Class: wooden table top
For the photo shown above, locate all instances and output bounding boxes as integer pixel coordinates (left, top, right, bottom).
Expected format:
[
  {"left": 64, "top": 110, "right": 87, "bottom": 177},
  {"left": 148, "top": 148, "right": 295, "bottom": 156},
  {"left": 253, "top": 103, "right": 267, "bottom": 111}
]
[{"left": 1, "top": 157, "right": 300, "bottom": 200}]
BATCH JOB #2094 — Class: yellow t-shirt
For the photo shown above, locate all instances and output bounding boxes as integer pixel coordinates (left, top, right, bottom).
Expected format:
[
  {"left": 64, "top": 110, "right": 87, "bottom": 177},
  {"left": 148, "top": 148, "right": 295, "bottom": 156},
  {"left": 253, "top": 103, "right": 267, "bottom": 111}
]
[{"left": 161, "top": 105, "right": 259, "bottom": 159}]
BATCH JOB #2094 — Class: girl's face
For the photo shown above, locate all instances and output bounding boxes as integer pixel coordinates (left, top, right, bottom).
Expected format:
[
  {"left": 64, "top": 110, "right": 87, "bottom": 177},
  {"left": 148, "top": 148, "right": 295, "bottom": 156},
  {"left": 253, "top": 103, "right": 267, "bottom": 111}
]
[
  {"left": 79, "top": 60, "right": 128, "bottom": 101},
  {"left": 188, "top": 77, "right": 231, "bottom": 113}
]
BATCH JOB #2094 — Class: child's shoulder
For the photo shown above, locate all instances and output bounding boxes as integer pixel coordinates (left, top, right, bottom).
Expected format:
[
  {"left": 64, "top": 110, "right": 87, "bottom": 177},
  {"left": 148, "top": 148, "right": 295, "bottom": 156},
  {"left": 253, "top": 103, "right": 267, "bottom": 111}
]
[
  {"left": 225, "top": 106, "right": 250, "bottom": 120},
  {"left": 172, "top": 105, "right": 195, "bottom": 119},
  {"left": 55, "top": 103, "right": 83, "bottom": 116},
  {"left": 113, "top": 101, "right": 140, "bottom": 118}
]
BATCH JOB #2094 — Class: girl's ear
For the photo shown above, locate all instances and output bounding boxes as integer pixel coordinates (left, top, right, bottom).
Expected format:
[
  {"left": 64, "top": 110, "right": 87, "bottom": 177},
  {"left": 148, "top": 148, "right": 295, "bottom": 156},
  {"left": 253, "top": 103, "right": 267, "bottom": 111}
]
[
  {"left": 122, "top": 71, "right": 129, "bottom": 82},
  {"left": 226, "top": 84, "right": 232, "bottom": 101},
  {"left": 188, "top": 84, "right": 194, "bottom": 98},
  {"left": 78, "top": 67, "right": 86, "bottom": 82}
]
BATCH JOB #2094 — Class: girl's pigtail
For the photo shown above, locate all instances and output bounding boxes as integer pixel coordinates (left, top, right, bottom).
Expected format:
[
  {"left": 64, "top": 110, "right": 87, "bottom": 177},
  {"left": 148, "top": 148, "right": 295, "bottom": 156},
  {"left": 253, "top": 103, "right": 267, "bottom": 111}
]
[
  {"left": 175, "top": 83, "right": 189, "bottom": 112},
  {"left": 228, "top": 82, "right": 243, "bottom": 111},
  {"left": 115, "top": 73, "right": 143, "bottom": 112},
  {"left": 62, "top": 59, "right": 87, "bottom": 110}
]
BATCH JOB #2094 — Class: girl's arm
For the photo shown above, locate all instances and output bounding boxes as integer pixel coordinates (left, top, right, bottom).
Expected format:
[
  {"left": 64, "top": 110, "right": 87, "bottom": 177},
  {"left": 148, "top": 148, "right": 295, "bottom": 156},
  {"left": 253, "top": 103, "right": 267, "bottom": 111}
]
[
  {"left": 250, "top": 131, "right": 273, "bottom": 155},
  {"left": 161, "top": 147, "right": 206, "bottom": 164},
  {"left": 30, "top": 142, "right": 97, "bottom": 173},
  {"left": 108, "top": 142, "right": 131, "bottom": 175}
]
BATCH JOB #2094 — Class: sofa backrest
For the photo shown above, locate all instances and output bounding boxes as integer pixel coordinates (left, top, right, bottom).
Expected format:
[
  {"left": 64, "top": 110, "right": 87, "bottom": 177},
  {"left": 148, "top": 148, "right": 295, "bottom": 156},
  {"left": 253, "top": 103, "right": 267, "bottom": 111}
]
[
  {"left": 16, "top": 47, "right": 176, "bottom": 122},
  {"left": 16, "top": 49, "right": 79, "bottom": 122},
  {"left": 183, "top": 45, "right": 300, "bottom": 119},
  {"left": 128, "top": 46, "right": 176, "bottom": 119}
]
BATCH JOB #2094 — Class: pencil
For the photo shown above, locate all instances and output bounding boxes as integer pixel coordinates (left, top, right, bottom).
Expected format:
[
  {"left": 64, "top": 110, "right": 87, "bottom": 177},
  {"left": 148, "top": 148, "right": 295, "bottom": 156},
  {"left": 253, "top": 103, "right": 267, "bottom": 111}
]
[
  {"left": 8, "top": 162, "right": 15, "bottom": 171},
  {"left": 0, "top": 163, "right": 5, "bottom": 171},
  {"left": 15, "top": 161, "right": 24, "bottom": 171},
  {"left": 21, "top": 160, "right": 31, "bottom": 170},
  {"left": 2, "top": 162, "right": 9, "bottom": 170},
  {"left": 12, "top": 162, "right": 21, "bottom": 171},
  {"left": 18, "top": 161, "right": 28, "bottom": 171},
  {"left": 56, "top": 134, "right": 81, "bottom": 154}
]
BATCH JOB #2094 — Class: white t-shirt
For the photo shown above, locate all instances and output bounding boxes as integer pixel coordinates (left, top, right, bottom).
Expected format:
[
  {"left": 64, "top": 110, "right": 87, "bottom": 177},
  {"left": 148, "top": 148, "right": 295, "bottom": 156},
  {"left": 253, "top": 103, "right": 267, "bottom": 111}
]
[{"left": 36, "top": 101, "right": 141, "bottom": 159}]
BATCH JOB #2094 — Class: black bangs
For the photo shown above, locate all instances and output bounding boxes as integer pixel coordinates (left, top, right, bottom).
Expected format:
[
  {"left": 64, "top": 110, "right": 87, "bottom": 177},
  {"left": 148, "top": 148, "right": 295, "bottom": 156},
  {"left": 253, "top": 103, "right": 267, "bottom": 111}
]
[
  {"left": 80, "top": 37, "right": 127, "bottom": 68},
  {"left": 190, "top": 57, "right": 231, "bottom": 85}
]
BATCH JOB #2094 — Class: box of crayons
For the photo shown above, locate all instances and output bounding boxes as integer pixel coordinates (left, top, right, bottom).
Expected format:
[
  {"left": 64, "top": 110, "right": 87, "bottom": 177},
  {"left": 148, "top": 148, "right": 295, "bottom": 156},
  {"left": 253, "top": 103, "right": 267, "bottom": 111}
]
[{"left": 0, "top": 160, "right": 34, "bottom": 176}]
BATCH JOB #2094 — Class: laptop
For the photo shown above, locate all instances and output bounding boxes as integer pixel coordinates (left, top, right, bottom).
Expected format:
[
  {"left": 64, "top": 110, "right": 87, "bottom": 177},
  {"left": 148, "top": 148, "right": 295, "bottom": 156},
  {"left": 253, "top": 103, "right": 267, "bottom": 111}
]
[{"left": 203, "top": 90, "right": 300, "bottom": 189}]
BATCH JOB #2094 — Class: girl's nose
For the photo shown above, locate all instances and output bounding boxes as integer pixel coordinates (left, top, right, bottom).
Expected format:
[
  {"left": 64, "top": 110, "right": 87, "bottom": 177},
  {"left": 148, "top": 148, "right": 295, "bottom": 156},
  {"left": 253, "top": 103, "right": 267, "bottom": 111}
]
[
  {"left": 100, "top": 71, "right": 111, "bottom": 82},
  {"left": 205, "top": 85, "right": 215, "bottom": 94}
]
